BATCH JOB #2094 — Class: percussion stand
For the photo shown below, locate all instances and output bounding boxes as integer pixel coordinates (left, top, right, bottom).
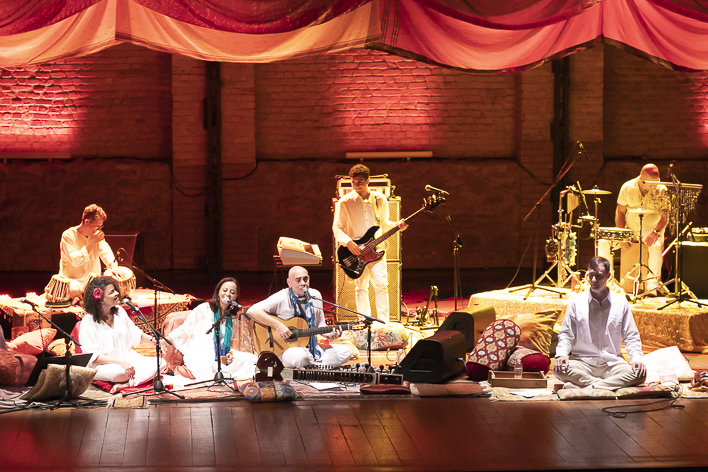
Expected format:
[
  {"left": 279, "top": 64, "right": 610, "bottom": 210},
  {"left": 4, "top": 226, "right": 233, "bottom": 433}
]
[
  {"left": 28, "top": 306, "right": 107, "bottom": 409},
  {"left": 122, "top": 304, "right": 184, "bottom": 399},
  {"left": 510, "top": 143, "right": 584, "bottom": 300},
  {"left": 621, "top": 212, "right": 655, "bottom": 302},
  {"left": 650, "top": 222, "right": 693, "bottom": 300}
]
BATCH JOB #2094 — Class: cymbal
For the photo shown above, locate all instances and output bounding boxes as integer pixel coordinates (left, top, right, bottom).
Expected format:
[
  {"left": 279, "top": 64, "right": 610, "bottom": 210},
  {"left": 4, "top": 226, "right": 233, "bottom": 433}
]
[
  {"left": 580, "top": 187, "right": 611, "bottom": 195},
  {"left": 578, "top": 215, "right": 597, "bottom": 222},
  {"left": 627, "top": 208, "right": 658, "bottom": 215}
]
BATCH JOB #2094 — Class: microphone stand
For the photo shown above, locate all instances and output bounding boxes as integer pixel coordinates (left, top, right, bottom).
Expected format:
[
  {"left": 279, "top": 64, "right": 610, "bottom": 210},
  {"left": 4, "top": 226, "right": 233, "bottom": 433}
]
[
  {"left": 309, "top": 293, "right": 383, "bottom": 374},
  {"left": 439, "top": 202, "right": 464, "bottom": 311},
  {"left": 186, "top": 308, "right": 238, "bottom": 391},
  {"left": 25, "top": 304, "right": 106, "bottom": 409},
  {"left": 128, "top": 259, "right": 176, "bottom": 327},
  {"left": 510, "top": 142, "right": 584, "bottom": 300},
  {"left": 122, "top": 302, "right": 184, "bottom": 399}
]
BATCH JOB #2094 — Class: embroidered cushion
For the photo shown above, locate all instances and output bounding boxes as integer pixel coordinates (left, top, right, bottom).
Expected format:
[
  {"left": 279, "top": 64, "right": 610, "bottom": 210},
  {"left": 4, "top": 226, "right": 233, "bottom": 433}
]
[
  {"left": 557, "top": 387, "right": 616, "bottom": 400},
  {"left": 241, "top": 380, "right": 297, "bottom": 402},
  {"left": 466, "top": 319, "right": 520, "bottom": 381},
  {"left": 0, "top": 349, "right": 37, "bottom": 386},
  {"left": 615, "top": 385, "right": 674, "bottom": 398},
  {"left": 353, "top": 323, "right": 408, "bottom": 351}
]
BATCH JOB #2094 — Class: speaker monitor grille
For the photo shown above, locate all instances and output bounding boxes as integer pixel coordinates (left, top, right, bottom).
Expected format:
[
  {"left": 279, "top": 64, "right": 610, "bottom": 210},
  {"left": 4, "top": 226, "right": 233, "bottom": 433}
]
[{"left": 334, "top": 260, "right": 401, "bottom": 322}]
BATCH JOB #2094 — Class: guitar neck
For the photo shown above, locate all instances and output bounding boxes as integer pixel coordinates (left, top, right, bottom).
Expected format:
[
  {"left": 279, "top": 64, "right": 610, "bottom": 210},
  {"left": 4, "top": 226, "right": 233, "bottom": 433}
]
[
  {"left": 295, "top": 322, "right": 355, "bottom": 338},
  {"left": 370, "top": 206, "right": 427, "bottom": 247}
]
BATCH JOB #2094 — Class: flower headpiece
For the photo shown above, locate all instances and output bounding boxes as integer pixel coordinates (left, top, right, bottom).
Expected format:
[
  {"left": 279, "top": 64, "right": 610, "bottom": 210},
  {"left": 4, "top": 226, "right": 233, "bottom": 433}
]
[{"left": 92, "top": 287, "right": 103, "bottom": 300}]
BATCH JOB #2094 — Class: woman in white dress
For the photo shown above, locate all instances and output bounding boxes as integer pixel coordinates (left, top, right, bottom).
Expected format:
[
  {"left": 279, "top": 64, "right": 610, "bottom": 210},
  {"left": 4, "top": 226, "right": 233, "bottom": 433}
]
[
  {"left": 167, "top": 277, "right": 257, "bottom": 381},
  {"left": 80, "top": 276, "right": 165, "bottom": 394}
]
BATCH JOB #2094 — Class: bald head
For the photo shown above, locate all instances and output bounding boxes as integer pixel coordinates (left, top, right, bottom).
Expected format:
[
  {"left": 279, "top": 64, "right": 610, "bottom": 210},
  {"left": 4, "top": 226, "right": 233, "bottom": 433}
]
[
  {"left": 287, "top": 266, "right": 310, "bottom": 297},
  {"left": 640, "top": 164, "right": 660, "bottom": 181}
]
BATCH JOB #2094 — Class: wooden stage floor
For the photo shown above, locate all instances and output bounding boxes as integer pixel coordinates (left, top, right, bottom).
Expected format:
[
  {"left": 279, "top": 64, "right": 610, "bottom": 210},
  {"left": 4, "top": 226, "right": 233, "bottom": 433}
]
[{"left": 3, "top": 397, "right": 708, "bottom": 472}]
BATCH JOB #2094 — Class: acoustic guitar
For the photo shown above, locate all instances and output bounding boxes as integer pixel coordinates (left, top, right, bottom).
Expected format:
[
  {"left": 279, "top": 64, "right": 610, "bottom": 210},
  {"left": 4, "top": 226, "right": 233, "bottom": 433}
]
[
  {"left": 255, "top": 351, "right": 404, "bottom": 385},
  {"left": 337, "top": 194, "right": 445, "bottom": 279},
  {"left": 252, "top": 316, "right": 361, "bottom": 356}
]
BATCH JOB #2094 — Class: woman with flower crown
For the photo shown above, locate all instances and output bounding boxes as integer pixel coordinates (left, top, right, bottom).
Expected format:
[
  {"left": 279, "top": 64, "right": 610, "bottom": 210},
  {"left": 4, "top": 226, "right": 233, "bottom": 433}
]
[{"left": 80, "top": 276, "right": 165, "bottom": 394}]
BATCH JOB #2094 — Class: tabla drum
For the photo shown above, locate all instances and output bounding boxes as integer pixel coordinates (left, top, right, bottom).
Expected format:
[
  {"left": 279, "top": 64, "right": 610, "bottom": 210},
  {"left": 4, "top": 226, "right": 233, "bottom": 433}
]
[
  {"left": 80, "top": 272, "right": 99, "bottom": 299},
  {"left": 597, "top": 227, "right": 639, "bottom": 243},
  {"left": 107, "top": 266, "right": 136, "bottom": 299},
  {"left": 44, "top": 274, "right": 72, "bottom": 303}
]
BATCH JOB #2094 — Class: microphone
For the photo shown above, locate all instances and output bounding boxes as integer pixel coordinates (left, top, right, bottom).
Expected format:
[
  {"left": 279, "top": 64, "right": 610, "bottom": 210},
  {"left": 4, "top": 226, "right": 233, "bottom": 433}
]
[
  {"left": 302, "top": 287, "right": 312, "bottom": 301},
  {"left": 122, "top": 298, "right": 141, "bottom": 313},
  {"left": 425, "top": 185, "right": 449, "bottom": 195},
  {"left": 578, "top": 142, "right": 589, "bottom": 162},
  {"left": 20, "top": 297, "right": 40, "bottom": 309},
  {"left": 222, "top": 297, "right": 244, "bottom": 312}
]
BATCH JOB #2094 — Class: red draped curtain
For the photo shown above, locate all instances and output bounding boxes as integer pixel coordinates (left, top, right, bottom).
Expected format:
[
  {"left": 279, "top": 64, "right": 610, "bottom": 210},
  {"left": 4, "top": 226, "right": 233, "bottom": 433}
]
[{"left": 1, "top": 0, "right": 708, "bottom": 73}]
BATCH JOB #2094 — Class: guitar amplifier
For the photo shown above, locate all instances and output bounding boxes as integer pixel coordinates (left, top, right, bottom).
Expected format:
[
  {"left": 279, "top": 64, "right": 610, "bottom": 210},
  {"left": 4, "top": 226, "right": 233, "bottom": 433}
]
[{"left": 337, "top": 176, "right": 392, "bottom": 199}]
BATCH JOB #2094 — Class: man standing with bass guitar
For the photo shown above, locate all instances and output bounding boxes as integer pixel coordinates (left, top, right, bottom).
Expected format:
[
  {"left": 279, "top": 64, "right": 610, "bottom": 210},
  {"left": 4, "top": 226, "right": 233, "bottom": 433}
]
[{"left": 333, "top": 165, "right": 407, "bottom": 323}]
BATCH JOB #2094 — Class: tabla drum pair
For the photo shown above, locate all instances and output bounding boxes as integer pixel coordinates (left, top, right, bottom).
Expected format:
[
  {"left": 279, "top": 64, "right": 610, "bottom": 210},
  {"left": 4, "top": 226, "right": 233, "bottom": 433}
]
[
  {"left": 44, "top": 274, "right": 72, "bottom": 307},
  {"left": 104, "top": 266, "right": 136, "bottom": 300}
]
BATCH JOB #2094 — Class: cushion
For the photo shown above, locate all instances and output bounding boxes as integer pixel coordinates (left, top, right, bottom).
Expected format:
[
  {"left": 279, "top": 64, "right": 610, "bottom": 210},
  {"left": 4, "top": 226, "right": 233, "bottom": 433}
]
[
  {"left": 557, "top": 387, "right": 616, "bottom": 400},
  {"left": 161, "top": 311, "right": 192, "bottom": 372},
  {"left": 0, "top": 349, "right": 37, "bottom": 386},
  {"left": 7, "top": 328, "right": 57, "bottom": 355},
  {"left": 21, "top": 364, "right": 97, "bottom": 401},
  {"left": 615, "top": 385, "right": 674, "bottom": 399},
  {"left": 46, "top": 338, "right": 76, "bottom": 357},
  {"left": 642, "top": 346, "right": 695, "bottom": 383},
  {"left": 500, "top": 309, "right": 562, "bottom": 357},
  {"left": 466, "top": 319, "right": 520, "bottom": 381},
  {"left": 70, "top": 321, "right": 82, "bottom": 354},
  {"left": 240, "top": 380, "right": 297, "bottom": 402},
  {"left": 506, "top": 346, "right": 551, "bottom": 373},
  {"left": 353, "top": 323, "right": 408, "bottom": 351}
]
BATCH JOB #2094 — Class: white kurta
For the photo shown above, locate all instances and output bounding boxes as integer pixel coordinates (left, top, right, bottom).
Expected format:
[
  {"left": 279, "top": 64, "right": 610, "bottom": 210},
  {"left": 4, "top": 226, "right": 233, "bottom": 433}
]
[
  {"left": 168, "top": 302, "right": 257, "bottom": 381},
  {"left": 79, "top": 306, "right": 161, "bottom": 386},
  {"left": 59, "top": 226, "right": 115, "bottom": 286}
]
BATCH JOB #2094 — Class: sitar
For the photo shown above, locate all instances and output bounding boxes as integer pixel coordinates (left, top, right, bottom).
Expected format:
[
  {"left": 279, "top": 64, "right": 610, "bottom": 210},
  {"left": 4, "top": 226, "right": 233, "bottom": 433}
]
[
  {"left": 337, "top": 194, "right": 445, "bottom": 279},
  {"left": 252, "top": 316, "right": 361, "bottom": 356}
]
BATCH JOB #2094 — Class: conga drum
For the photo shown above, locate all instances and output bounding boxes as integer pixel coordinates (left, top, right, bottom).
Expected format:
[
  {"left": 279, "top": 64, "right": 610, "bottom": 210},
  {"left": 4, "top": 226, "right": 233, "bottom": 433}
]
[
  {"left": 44, "top": 274, "right": 72, "bottom": 306},
  {"left": 108, "top": 266, "right": 136, "bottom": 300}
]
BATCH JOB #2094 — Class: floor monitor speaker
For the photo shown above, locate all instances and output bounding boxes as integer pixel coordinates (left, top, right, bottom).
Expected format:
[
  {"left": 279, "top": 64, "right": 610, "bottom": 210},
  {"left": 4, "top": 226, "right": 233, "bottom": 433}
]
[
  {"left": 444, "top": 304, "right": 496, "bottom": 351},
  {"left": 399, "top": 330, "right": 466, "bottom": 383},
  {"left": 682, "top": 242, "right": 708, "bottom": 299}
]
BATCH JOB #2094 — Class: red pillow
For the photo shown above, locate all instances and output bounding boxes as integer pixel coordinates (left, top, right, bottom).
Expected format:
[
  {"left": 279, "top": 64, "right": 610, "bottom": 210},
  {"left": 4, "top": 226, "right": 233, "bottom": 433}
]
[
  {"left": 507, "top": 346, "right": 551, "bottom": 373},
  {"left": 7, "top": 328, "right": 57, "bottom": 355}
]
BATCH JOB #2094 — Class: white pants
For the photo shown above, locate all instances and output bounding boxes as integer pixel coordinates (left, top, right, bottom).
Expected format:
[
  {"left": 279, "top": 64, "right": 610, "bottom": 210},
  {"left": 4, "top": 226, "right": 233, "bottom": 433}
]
[
  {"left": 281, "top": 346, "right": 352, "bottom": 369},
  {"left": 555, "top": 357, "right": 645, "bottom": 391},
  {"left": 354, "top": 258, "right": 390, "bottom": 322},
  {"left": 94, "top": 351, "right": 165, "bottom": 387}
]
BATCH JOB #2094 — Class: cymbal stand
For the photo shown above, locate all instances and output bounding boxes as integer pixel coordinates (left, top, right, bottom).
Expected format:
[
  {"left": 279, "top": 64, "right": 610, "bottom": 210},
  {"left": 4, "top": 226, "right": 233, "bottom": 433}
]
[{"left": 510, "top": 142, "right": 584, "bottom": 300}]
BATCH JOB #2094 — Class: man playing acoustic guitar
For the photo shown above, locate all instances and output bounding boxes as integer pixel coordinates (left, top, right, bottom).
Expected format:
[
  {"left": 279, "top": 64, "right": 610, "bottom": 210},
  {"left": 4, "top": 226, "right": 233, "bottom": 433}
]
[
  {"left": 333, "top": 165, "right": 407, "bottom": 323},
  {"left": 247, "top": 266, "right": 353, "bottom": 369}
]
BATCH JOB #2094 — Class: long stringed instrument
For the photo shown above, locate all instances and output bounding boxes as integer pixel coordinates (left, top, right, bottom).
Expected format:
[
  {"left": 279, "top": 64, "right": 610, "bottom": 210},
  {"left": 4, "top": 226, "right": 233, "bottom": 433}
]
[
  {"left": 255, "top": 351, "right": 404, "bottom": 385},
  {"left": 337, "top": 194, "right": 445, "bottom": 279},
  {"left": 253, "top": 316, "right": 362, "bottom": 356}
]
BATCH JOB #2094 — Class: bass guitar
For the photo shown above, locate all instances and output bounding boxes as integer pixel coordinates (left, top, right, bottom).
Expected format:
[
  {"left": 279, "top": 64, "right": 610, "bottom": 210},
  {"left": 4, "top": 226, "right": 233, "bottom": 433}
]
[
  {"left": 255, "top": 351, "right": 404, "bottom": 385},
  {"left": 253, "top": 316, "right": 361, "bottom": 356},
  {"left": 337, "top": 194, "right": 445, "bottom": 279}
]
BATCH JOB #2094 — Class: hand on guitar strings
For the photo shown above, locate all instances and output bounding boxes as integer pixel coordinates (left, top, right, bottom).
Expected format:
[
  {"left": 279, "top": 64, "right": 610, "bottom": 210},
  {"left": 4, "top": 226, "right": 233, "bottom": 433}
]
[
  {"left": 346, "top": 240, "right": 362, "bottom": 255},
  {"left": 397, "top": 220, "right": 408, "bottom": 232}
]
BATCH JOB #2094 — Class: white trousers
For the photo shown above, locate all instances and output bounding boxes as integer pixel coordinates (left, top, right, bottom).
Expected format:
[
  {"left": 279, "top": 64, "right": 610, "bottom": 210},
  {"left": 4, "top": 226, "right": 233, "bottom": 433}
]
[
  {"left": 554, "top": 357, "right": 645, "bottom": 391},
  {"left": 94, "top": 351, "right": 165, "bottom": 387},
  {"left": 354, "top": 258, "right": 390, "bottom": 322},
  {"left": 280, "top": 346, "right": 352, "bottom": 369}
]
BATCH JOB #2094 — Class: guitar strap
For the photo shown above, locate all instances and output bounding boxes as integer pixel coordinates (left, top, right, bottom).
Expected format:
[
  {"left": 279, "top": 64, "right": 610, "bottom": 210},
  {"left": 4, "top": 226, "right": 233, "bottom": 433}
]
[{"left": 287, "top": 288, "right": 322, "bottom": 361}]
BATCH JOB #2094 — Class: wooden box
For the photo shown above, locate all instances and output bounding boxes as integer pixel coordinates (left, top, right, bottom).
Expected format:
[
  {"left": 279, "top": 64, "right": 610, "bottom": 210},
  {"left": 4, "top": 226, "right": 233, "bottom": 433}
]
[{"left": 488, "top": 371, "right": 547, "bottom": 388}]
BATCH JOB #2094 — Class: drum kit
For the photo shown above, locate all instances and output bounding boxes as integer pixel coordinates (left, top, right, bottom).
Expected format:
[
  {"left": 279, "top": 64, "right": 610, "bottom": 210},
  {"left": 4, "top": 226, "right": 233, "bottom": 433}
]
[{"left": 537, "top": 176, "right": 704, "bottom": 305}]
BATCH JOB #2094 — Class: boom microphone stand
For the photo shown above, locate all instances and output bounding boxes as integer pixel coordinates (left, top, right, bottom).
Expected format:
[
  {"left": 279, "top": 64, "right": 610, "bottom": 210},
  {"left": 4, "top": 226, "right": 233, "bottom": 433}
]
[
  {"left": 122, "top": 299, "right": 184, "bottom": 399},
  {"left": 20, "top": 299, "right": 106, "bottom": 409},
  {"left": 127, "top": 256, "right": 176, "bottom": 327},
  {"left": 308, "top": 292, "right": 383, "bottom": 374}
]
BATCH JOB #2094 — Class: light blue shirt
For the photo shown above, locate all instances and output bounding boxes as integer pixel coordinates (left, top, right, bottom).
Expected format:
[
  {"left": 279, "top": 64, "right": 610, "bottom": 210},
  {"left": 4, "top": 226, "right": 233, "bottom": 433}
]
[{"left": 556, "top": 290, "right": 643, "bottom": 365}]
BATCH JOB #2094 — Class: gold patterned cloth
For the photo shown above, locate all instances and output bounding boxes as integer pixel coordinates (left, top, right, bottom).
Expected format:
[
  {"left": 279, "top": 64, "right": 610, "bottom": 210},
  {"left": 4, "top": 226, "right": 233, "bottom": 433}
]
[{"left": 469, "top": 289, "right": 708, "bottom": 353}]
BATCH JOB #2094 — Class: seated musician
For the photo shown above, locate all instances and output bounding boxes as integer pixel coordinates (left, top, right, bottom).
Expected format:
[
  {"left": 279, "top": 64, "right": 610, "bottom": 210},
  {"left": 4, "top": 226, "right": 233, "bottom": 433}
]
[
  {"left": 59, "top": 204, "right": 118, "bottom": 298},
  {"left": 554, "top": 257, "right": 647, "bottom": 390},
  {"left": 80, "top": 276, "right": 165, "bottom": 394},
  {"left": 615, "top": 164, "right": 668, "bottom": 294},
  {"left": 247, "top": 266, "right": 352, "bottom": 369},
  {"left": 166, "top": 277, "right": 257, "bottom": 381}
]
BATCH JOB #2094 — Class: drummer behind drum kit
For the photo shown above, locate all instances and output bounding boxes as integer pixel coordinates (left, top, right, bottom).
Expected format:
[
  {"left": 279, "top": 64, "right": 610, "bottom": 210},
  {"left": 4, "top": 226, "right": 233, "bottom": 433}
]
[{"left": 539, "top": 175, "right": 704, "bottom": 305}]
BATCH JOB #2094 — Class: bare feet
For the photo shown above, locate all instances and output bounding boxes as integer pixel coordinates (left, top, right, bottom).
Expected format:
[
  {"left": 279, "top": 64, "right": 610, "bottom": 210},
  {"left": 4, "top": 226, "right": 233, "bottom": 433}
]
[{"left": 109, "top": 382, "right": 129, "bottom": 394}]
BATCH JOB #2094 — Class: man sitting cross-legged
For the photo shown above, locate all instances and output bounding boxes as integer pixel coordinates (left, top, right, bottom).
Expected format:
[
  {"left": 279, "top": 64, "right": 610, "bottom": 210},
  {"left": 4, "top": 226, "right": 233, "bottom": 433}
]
[{"left": 554, "top": 256, "right": 647, "bottom": 390}]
